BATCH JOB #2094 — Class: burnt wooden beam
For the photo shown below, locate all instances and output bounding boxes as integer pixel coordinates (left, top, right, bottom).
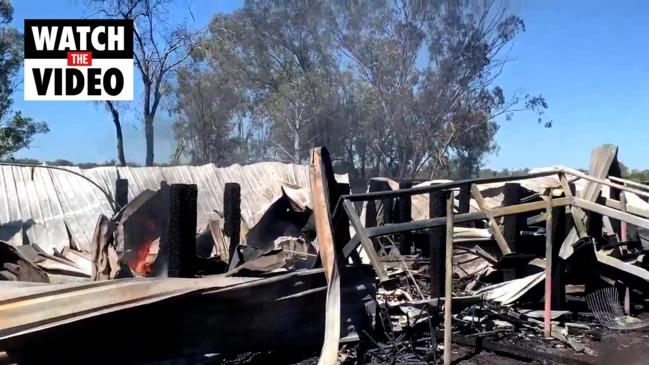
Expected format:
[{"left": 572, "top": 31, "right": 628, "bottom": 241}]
[
  {"left": 619, "top": 192, "right": 628, "bottom": 242},
  {"left": 397, "top": 180, "right": 413, "bottom": 254},
  {"left": 343, "top": 200, "right": 389, "bottom": 282},
  {"left": 564, "top": 166, "right": 649, "bottom": 201},
  {"left": 604, "top": 197, "right": 649, "bottom": 218},
  {"left": 470, "top": 184, "right": 512, "bottom": 255},
  {"left": 587, "top": 192, "right": 604, "bottom": 246},
  {"left": 558, "top": 174, "right": 587, "bottom": 238},
  {"left": 310, "top": 147, "right": 338, "bottom": 281},
  {"left": 608, "top": 156, "right": 622, "bottom": 238},
  {"left": 363, "top": 179, "right": 395, "bottom": 228},
  {"left": 115, "top": 178, "right": 128, "bottom": 211},
  {"left": 557, "top": 145, "right": 618, "bottom": 259},
  {"left": 334, "top": 183, "right": 352, "bottom": 249},
  {"left": 383, "top": 187, "right": 394, "bottom": 225},
  {"left": 344, "top": 169, "right": 562, "bottom": 202},
  {"left": 543, "top": 198, "right": 554, "bottom": 338},
  {"left": 335, "top": 183, "right": 361, "bottom": 264},
  {"left": 551, "top": 205, "right": 567, "bottom": 309},
  {"left": 503, "top": 183, "right": 523, "bottom": 251},
  {"left": 364, "top": 181, "right": 379, "bottom": 228},
  {"left": 309, "top": 147, "right": 341, "bottom": 365},
  {"left": 429, "top": 189, "right": 446, "bottom": 298},
  {"left": 167, "top": 184, "right": 198, "bottom": 278},
  {"left": 342, "top": 197, "right": 572, "bottom": 258},
  {"left": 224, "top": 183, "right": 241, "bottom": 264},
  {"left": 457, "top": 184, "right": 472, "bottom": 227},
  {"left": 610, "top": 175, "right": 649, "bottom": 193},
  {"left": 574, "top": 196, "right": 649, "bottom": 231},
  {"left": 443, "top": 191, "right": 455, "bottom": 365}
]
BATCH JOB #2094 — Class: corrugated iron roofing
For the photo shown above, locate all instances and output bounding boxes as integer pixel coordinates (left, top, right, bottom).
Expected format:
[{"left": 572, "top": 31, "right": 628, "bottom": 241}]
[{"left": 0, "top": 162, "right": 336, "bottom": 254}]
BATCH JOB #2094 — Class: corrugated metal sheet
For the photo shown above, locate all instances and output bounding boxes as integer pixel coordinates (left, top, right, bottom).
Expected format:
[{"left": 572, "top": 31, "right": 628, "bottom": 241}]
[{"left": 0, "top": 162, "right": 340, "bottom": 255}]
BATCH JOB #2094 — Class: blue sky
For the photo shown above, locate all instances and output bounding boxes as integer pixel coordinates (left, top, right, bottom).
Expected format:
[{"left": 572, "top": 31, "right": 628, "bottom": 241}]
[{"left": 10, "top": 0, "right": 649, "bottom": 170}]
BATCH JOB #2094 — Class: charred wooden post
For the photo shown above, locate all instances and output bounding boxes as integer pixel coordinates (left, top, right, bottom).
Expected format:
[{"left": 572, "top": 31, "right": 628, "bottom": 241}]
[
  {"left": 155, "top": 181, "right": 171, "bottom": 276},
  {"left": 503, "top": 183, "right": 523, "bottom": 251},
  {"left": 543, "top": 199, "right": 554, "bottom": 339},
  {"left": 166, "top": 184, "right": 198, "bottom": 278},
  {"left": 457, "top": 184, "right": 472, "bottom": 227},
  {"left": 309, "top": 147, "right": 338, "bottom": 282},
  {"left": 609, "top": 157, "right": 622, "bottom": 238},
  {"left": 551, "top": 205, "right": 567, "bottom": 309},
  {"left": 373, "top": 180, "right": 395, "bottom": 225},
  {"left": 224, "top": 183, "right": 241, "bottom": 264},
  {"left": 364, "top": 179, "right": 396, "bottom": 239},
  {"left": 398, "top": 180, "right": 413, "bottom": 254},
  {"left": 587, "top": 192, "right": 604, "bottom": 246},
  {"left": 365, "top": 180, "right": 382, "bottom": 228},
  {"left": 443, "top": 190, "right": 455, "bottom": 365},
  {"left": 620, "top": 192, "right": 628, "bottom": 242},
  {"left": 115, "top": 178, "right": 128, "bottom": 211},
  {"left": 429, "top": 189, "right": 446, "bottom": 298},
  {"left": 334, "top": 183, "right": 353, "bottom": 257},
  {"left": 335, "top": 183, "right": 362, "bottom": 263}
]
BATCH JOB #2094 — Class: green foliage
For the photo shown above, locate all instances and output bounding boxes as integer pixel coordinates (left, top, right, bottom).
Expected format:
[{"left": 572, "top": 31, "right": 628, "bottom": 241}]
[
  {"left": 2, "top": 157, "right": 41, "bottom": 165},
  {"left": 0, "top": 1, "right": 48, "bottom": 159},
  {"left": 622, "top": 163, "right": 649, "bottom": 183},
  {"left": 48, "top": 159, "right": 74, "bottom": 166},
  {"left": 477, "top": 167, "right": 531, "bottom": 179},
  {"left": 172, "top": 0, "right": 550, "bottom": 181},
  {"left": 0, "top": 112, "right": 49, "bottom": 158}
]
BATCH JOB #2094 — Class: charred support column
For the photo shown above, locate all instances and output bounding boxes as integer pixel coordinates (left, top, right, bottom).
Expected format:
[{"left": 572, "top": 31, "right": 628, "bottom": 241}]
[
  {"left": 365, "top": 179, "right": 395, "bottom": 228},
  {"left": 551, "top": 206, "right": 567, "bottom": 309},
  {"left": 115, "top": 178, "right": 129, "bottom": 211},
  {"left": 166, "top": 184, "right": 198, "bottom": 278},
  {"left": 609, "top": 157, "right": 622, "bottom": 238},
  {"left": 457, "top": 184, "right": 472, "bottom": 227},
  {"left": 365, "top": 180, "right": 381, "bottom": 228},
  {"left": 398, "top": 181, "right": 413, "bottom": 254},
  {"left": 224, "top": 183, "right": 241, "bottom": 264},
  {"left": 335, "top": 183, "right": 360, "bottom": 263},
  {"left": 443, "top": 191, "right": 455, "bottom": 365},
  {"left": 503, "top": 183, "right": 523, "bottom": 252},
  {"left": 543, "top": 201, "right": 554, "bottom": 339},
  {"left": 587, "top": 192, "right": 604, "bottom": 247},
  {"left": 334, "top": 183, "right": 352, "bottom": 247},
  {"left": 429, "top": 189, "right": 446, "bottom": 298},
  {"left": 383, "top": 195, "right": 394, "bottom": 224},
  {"left": 155, "top": 181, "right": 171, "bottom": 277}
]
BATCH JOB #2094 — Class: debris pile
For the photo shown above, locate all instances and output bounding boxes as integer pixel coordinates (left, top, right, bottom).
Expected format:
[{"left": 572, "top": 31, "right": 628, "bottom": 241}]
[{"left": 2, "top": 144, "right": 649, "bottom": 364}]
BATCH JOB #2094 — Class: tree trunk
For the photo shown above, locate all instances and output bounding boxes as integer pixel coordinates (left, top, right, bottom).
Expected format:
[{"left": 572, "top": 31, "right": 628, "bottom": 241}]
[
  {"left": 106, "top": 101, "right": 126, "bottom": 166},
  {"left": 293, "top": 128, "right": 300, "bottom": 164},
  {"left": 145, "top": 112, "right": 154, "bottom": 166}
]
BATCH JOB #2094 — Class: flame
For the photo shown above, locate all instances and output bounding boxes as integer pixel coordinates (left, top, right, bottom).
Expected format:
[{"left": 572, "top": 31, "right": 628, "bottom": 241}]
[
  {"left": 127, "top": 218, "right": 158, "bottom": 276},
  {"left": 129, "top": 240, "right": 153, "bottom": 275}
]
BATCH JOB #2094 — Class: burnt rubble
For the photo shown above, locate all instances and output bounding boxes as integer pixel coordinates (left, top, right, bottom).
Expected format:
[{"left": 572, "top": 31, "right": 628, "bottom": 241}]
[{"left": 1, "top": 144, "right": 649, "bottom": 364}]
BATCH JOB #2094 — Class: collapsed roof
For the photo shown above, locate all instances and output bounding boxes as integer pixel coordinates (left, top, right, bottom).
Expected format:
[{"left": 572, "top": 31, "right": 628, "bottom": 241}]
[{"left": 0, "top": 162, "right": 346, "bottom": 254}]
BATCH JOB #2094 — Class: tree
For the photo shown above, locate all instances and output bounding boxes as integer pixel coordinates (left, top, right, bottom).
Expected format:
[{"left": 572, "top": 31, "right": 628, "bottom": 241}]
[
  {"left": 0, "top": 0, "right": 48, "bottom": 159},
  {"left": 105, "top": 101, "right": 126, "bottom": 166},
  {"left": 171, "top": 0, "right": 550, "bottom": 182},
  {"left": 171, "top": 62, "right": 247, "bottom": 165},
  {"left": 94, "top": 101, "right": 127, "bottom": 166},
  {"left": 183, "top": 2, "right": 340, "bottom": 165},
  {"left": 92, "top": 0, "right": 198, "bottom": 166},
  {"left": 328, "top": 0, "right": 549, "bottom": 179},
  {"left": 266, "top": 76, "right": 319, "bottom": 164}
]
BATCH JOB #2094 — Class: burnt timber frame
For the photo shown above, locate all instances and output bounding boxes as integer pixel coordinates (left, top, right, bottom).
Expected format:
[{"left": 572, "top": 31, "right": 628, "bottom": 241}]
[
  {"left": 336, "top": 168, "right": 649, "bottom": 270},
  {"left": 310, "top": 146, "right": 649, "bottom": 364}
]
